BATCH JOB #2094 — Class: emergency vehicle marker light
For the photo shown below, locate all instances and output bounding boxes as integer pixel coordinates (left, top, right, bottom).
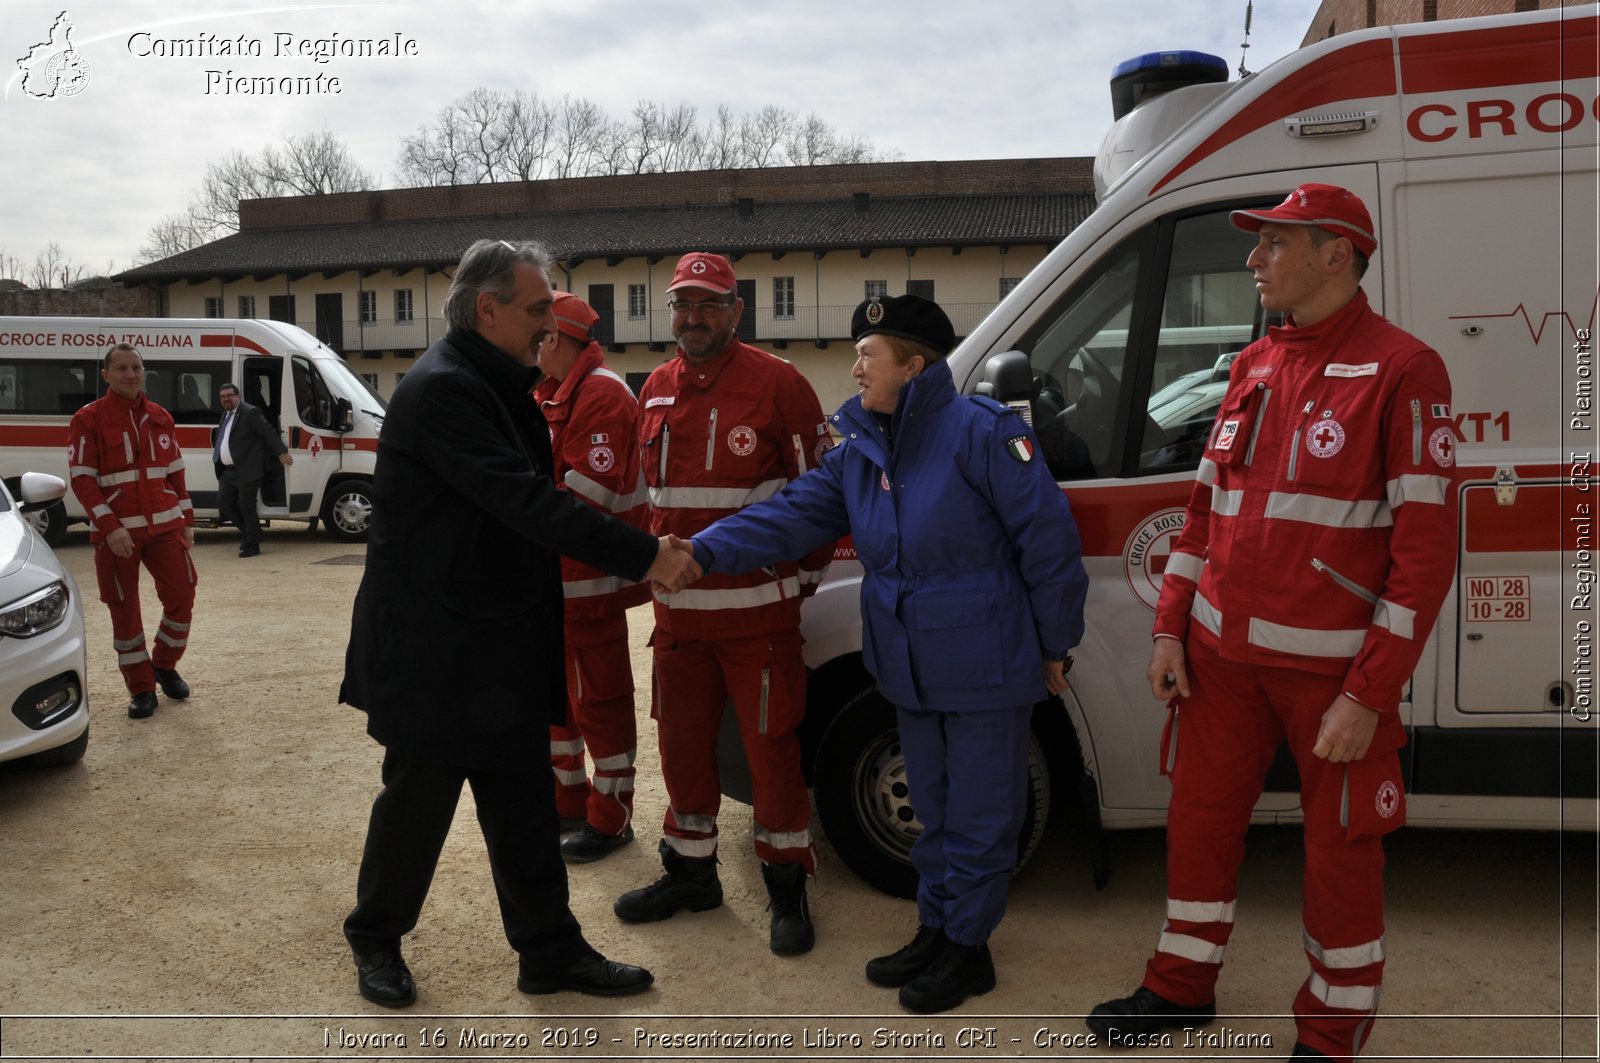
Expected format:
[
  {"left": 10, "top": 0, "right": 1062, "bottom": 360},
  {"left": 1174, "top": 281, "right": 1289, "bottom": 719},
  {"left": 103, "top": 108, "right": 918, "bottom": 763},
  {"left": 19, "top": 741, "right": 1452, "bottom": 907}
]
[{"left": 1284, "top": 111, "right": 1380, "bottom": 138}]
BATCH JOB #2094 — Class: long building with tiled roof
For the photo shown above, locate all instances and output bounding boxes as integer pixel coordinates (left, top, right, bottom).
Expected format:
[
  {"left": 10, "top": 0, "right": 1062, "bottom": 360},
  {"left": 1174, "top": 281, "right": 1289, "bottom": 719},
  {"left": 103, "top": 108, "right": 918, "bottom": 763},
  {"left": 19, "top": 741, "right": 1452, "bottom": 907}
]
[{"left": 116, "top": 157, "right": 1096, "bottom": 406}]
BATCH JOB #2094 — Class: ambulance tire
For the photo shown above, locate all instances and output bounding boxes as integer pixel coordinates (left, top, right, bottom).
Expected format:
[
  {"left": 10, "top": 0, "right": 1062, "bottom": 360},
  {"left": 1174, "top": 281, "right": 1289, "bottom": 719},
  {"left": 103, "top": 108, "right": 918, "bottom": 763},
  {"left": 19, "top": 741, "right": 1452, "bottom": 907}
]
[
  {"left": 322, "top": 479, "right": 375, "bottom": 542},
  {"left": 23, "top": 500, "right": 68, "bottom": 547},
  {"left": 812, "top": 685, "right": 1050, "bottom": 899}
]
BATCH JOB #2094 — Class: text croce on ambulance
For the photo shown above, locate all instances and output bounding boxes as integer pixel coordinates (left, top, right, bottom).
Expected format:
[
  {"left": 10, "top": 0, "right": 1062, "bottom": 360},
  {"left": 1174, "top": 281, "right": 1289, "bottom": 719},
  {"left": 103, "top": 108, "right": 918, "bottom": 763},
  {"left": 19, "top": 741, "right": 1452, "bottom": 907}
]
[
  {"left": 774, "top": 7, "right": 1599, "bottom": 896},
  {"left": 0, "top": 318, "right": 385, "bottom": 545}
]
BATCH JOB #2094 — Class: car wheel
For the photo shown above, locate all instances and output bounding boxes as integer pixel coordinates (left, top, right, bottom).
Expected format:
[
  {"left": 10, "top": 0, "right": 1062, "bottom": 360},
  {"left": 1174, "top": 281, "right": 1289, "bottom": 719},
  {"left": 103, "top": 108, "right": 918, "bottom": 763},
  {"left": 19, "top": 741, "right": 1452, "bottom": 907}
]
[
  {"left": 812, "top": 684, "right": 1051, "bottom": 898},
  {"left": 27, "top": 724, "right": 88, "bottom": 766},
  {"left": 23, "top": 500, "right": 68, "bottom": 547},
  {"left": 322, "top": 480, "right": 374, "bottom": 542}
]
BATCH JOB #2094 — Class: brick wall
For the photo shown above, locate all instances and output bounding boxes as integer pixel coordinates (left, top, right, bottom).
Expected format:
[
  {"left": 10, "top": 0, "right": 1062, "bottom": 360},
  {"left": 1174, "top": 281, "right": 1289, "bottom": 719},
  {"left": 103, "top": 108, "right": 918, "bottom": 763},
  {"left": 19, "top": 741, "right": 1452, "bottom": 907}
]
[
  {"left": 0, "top": 283, "right": 161, "bottom": 317},
  {"left": 1304, "top": 0, "right": 1586, "bottom": 44},
  {"left": 238, "top": 158, "right": 1096, "bottom": 231}
]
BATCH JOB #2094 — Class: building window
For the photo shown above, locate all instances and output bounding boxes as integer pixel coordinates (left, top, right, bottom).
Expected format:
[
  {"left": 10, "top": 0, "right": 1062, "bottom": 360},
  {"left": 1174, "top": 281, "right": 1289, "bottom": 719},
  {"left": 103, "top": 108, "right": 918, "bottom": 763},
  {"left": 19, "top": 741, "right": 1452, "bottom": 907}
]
[
  {"left": 203, "top": 297, "right": 223, "bottom": 318},
  {"left": 628, "top": 284, "right": 646, "bottom": 320},
  {"left": 864, "top": 280, "right": 888, "bottom": 300},
  {"left": 360, "top": 373, "right": 380, "bottom": 390},
  {"left": 773, "top": 277, "right": 795, "bottom": 320},
  {"left": 359, "top": 291, "right": 376, "bottom": 324},
  {"left": 395, "top": 289, "right": 414, "bottom": 324},
  {"left": 237, "top": 295, "right": 256, "bottom": 319},
  {"left": 999, "top": 277, "right": 1022, "bottom": 299}
]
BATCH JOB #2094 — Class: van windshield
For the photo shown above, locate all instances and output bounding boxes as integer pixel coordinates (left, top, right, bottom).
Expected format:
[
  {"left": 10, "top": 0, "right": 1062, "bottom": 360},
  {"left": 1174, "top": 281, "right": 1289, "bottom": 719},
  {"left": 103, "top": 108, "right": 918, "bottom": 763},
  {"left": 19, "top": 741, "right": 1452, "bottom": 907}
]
[{"left": 312, "top": 356, "right": 387, "bottom": 419}]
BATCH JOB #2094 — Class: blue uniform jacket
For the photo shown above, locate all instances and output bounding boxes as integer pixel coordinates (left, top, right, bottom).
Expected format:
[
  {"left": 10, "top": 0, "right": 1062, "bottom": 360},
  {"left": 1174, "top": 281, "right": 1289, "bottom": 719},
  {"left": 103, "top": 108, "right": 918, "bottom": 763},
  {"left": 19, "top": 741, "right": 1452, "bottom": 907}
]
[{"left": 693, "top": 357, "right": 1088, "bottom": 713}]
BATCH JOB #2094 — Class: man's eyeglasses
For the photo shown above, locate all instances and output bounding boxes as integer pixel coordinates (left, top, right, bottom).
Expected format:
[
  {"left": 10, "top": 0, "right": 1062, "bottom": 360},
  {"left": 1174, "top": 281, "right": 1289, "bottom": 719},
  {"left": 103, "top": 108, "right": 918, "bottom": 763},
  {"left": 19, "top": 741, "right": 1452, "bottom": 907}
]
[{"left": 669, "top": 297, "right": 735, "bottom": 316}]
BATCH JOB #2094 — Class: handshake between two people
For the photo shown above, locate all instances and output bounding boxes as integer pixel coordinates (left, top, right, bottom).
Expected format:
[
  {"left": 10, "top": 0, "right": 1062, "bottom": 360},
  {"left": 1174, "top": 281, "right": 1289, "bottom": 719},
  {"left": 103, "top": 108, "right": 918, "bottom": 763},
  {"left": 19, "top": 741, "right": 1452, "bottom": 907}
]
[{"left": 645, "top": 534, "right": 703, "bottom": 595}]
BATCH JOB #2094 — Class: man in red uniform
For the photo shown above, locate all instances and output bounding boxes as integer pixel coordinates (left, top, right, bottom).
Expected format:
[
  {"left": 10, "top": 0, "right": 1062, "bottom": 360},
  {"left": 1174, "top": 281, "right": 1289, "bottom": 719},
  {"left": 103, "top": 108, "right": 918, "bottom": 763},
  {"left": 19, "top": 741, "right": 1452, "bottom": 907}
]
[
  {"left": 536, "top": 292, "right": 651, "bottom": 863},
  {"left": 68, "top": 342, "right": 198, "bottom": 719},
  {"left": 1087, "top": 185, "right": 1458, "bottom": 1061},
  {"left": 615, "top": 252, "right": 833, "bottom": 956}
]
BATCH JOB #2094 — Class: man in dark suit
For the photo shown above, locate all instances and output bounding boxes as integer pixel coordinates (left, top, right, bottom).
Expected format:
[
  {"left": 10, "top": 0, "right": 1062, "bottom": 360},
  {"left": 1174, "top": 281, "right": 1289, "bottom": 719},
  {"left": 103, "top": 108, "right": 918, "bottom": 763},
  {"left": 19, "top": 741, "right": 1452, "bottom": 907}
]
[
  {"left": 340, "top": 238, "right": 699, "bottom": 1009},
  {"left": 213, "top": 383, "right": 291, "bottom": 557}
]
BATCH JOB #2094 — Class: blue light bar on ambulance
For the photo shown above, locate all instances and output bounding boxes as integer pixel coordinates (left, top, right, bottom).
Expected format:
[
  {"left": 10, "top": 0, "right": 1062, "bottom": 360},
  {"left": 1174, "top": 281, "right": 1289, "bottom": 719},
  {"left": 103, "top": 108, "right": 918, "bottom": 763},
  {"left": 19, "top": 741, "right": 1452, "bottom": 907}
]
[{"left": 1109, "top": 50, "right": 1229, "bottom": 121}]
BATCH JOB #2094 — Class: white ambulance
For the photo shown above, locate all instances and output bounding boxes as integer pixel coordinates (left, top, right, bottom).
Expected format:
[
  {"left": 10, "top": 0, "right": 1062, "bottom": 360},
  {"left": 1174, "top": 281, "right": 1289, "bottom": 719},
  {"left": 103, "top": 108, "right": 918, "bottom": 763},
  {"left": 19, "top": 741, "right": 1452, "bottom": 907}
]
[
  {"left": 0, "top": 317, "right": 385, "bottom": 545},
  {"left": 777, "top": 7, "right": 1598, "bottom": 895}
]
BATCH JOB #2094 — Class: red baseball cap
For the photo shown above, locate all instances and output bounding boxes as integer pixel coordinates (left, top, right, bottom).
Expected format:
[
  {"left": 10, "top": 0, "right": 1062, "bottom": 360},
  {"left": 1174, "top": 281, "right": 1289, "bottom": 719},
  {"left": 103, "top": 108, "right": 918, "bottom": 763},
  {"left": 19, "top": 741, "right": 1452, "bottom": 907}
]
[
  {"left": 1230, "top": 183, "right": 1377, "bottom": 258},
  {"left": 665, "top": 252, "right": 738, "bottom": 296},
  {"left": 551, "top": 291, "right": 599, "bottom": 343}
]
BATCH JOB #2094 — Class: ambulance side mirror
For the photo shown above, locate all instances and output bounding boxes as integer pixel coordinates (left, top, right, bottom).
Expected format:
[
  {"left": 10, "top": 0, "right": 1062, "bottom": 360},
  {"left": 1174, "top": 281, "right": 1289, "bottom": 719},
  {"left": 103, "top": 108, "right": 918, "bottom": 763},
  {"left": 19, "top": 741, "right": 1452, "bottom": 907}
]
[
  {"left": 978, "top": 350, "right": 1039, "bottom": 404},
  {"left": 333, "top": 397, "right": 354, "bottom": 433}
]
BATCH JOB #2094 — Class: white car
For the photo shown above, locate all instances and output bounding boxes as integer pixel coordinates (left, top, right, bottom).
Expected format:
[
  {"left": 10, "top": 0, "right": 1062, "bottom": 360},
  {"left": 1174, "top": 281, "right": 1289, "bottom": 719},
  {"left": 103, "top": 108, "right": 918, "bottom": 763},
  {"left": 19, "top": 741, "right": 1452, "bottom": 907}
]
[{"left": 0, "top": 472, "right": 89, "bottom": 766}]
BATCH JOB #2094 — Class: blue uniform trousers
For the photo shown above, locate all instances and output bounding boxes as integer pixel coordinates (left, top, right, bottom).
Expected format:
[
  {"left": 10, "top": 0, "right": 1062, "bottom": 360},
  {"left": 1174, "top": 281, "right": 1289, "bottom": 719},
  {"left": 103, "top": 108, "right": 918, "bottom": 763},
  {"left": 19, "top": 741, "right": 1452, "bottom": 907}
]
[{"left": 899, "top": 703, "right": 1031, "bottom": 946}]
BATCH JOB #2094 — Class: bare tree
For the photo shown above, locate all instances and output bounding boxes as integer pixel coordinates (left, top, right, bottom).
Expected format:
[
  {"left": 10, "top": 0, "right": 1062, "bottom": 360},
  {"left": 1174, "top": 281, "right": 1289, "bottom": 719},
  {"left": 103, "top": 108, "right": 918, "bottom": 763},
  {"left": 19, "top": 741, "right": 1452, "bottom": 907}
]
[
  {"left": 29, "top": 242, "right": 85, "bottom": 289},
  {"left": 140, "top": 130, "right": 375, "bottom": 263},
  {"left": 548, "top": 95, "right": 611, "bottom": 179},
  {"left": 0, "top": 248, "right": 28, "bottom": 285}
]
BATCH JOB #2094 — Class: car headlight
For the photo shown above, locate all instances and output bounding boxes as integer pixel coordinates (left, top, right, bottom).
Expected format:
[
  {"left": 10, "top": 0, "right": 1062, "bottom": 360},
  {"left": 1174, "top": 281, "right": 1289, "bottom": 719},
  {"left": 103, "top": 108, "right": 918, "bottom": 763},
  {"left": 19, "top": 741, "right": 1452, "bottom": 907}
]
[{"left": 0, "top": 581, "right": 71, "bottom": 638}]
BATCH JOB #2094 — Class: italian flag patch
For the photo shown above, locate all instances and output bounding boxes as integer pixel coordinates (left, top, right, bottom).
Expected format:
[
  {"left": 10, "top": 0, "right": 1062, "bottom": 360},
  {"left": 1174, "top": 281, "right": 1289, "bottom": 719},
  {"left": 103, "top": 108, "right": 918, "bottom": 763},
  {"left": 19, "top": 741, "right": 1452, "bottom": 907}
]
[
  {"left": 1005, "top": 435, "right": 1034, "bottom": 463},
  {"left": 590, "top": 432, "right": 609, "bottom": 444}
]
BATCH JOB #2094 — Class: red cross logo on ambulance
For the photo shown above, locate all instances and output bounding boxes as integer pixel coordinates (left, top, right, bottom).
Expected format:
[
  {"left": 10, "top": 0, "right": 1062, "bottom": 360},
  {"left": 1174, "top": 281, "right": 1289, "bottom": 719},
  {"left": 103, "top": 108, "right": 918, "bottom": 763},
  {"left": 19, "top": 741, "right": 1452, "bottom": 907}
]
[
  {"left": 727, "top": 425, "right": 757, "bottom": 456},
  {"left": 1306, "top": 418, "right": 1346, "bottom": 459},
  {"left": 1123, "top": 507, "right": 1188, "bottom": 611},
  {"left": 307, "top": 435, "right": 323, "bottom": 461}
]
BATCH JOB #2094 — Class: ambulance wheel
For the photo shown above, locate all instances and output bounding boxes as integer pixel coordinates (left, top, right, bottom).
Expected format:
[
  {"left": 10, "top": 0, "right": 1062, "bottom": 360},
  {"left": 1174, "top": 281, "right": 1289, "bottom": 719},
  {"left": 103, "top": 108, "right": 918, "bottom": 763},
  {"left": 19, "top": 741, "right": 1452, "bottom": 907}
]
[
  {"left": 323, "top": 480, "right": 375, "bottom": 542},
  {"left": 812, "top": 685, "right": 1050, "bottom": 899},
  {"left": 23, "top": 500, "right": 68, "bottom": 547}
]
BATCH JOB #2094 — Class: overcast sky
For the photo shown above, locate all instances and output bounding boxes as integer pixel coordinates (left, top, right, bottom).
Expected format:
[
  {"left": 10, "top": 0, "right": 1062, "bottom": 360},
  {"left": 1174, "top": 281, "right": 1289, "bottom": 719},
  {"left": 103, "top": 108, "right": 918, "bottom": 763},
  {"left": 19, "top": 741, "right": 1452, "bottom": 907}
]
[{"left": 0, "top": 0, "right": 1321, "bottom": 276}]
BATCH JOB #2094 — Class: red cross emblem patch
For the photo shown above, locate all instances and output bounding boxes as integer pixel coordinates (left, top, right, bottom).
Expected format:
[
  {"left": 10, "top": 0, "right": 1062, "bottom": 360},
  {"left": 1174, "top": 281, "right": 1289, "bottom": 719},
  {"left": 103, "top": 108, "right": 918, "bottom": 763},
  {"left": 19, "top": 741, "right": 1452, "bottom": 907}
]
[{"left": 1305, "top": 418, "right": 1346, "bottom": 459}]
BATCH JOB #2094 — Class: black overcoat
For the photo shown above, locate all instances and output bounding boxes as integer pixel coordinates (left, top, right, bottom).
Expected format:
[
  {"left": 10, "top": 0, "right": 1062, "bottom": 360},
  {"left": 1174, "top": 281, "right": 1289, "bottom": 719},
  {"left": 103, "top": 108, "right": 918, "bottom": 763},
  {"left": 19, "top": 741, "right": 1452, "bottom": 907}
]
[{"left": 340, "top": 327, "right": 657, "bottom": 767}]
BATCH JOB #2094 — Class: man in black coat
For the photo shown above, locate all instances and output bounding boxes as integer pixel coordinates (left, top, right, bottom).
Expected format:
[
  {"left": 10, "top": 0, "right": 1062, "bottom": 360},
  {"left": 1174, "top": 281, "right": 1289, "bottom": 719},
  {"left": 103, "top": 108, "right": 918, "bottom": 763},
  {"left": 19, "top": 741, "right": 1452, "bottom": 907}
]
[
  {"left": 340, "top": 238, "right": 698, "bottom": 1008},
  {"left": 212, "top": 383, "right": 291, "bottom": 557}
]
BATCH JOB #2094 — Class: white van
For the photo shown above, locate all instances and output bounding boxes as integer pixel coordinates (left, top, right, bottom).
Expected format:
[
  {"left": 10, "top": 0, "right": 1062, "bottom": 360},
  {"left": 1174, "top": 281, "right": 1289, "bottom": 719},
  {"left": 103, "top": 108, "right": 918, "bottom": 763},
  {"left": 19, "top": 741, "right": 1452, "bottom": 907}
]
[
  {"left": 777, "top": 7, "right": 1598, "bottom": 895},
  {"left": 0, "top": 317, "right": 385, "bottom": 544}
]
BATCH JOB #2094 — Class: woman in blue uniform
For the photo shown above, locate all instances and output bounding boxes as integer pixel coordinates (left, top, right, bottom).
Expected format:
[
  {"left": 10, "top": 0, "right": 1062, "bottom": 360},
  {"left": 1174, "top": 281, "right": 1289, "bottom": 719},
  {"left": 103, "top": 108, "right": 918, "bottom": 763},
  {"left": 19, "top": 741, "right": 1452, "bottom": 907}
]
[{"left": 687, "top": 294, "right": 1087, "bottom": 1013}]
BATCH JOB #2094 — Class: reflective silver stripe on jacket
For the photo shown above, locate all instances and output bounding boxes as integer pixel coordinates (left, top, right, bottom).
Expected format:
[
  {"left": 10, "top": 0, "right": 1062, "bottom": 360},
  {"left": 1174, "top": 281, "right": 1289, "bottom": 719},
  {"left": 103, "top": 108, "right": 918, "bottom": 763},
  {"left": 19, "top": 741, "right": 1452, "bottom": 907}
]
[
  {"left": 1387, "top": 473, "right": 1451, "bottom": 508},
  {"left": 156, "top": 629, "right": 186, "bottom": 649},
  {"left": 70, "top": 464, "right": 98, "bottom": 479},
  {"left": 91, "top": 504, "right": 114, "bottom": 520},
  {"left": 1196, "top": 458, "right": 1218, "bottom": 486},
  {"left": 1164, "top": 551, "right": 1205, "bottom": 585},
  {"left": 564, "top": 575, "right": 632, "bottom": 599},
  {"left": 553, "top": 767, "right": 587, "bottom": 786},
  {"left": 551, "top": 737, "right": 584, "bottom": 756},
  {"left": 797, "top": 567, "right": 826, "bottom": 588},
  {"left": 1304, "top": 930, "right": 1385, "bottom": 969},
  {"left": 1248, "top": 618, "right": 1366, "bottom": 658},
  {"left": 168, "top": 456, "right": 186, "bottom": 472},
  {"left": 1264, "top": 492, "right": 1392, "bottom": 528},
  {"left": 657, "top": 578, "right": 800, "bottom": 610},
  {"left": 648, "top": 478, "right": 787, "bottom": 510},
  {"left": 1191, "top": 592, "right": 1223, "bottom": 637},
  {"left": 565, "top": 469, "right": 643, "bottom": 514},
  {"left": 118, "top": 504, "right": 185, "bottom": 529},
  {"left": 1373, "top": 599, "right": 1416, "bottom": 639},
  {"left": 1210, "top": 484, "right": 1245, "bottom": 517},
  {"left": 98, "top": 469, "right": 141, "bottom": 487},
  {"left": 113, "top": 635, "right": 145, "bottom": 651},
  {"left": 178, "top": 498, "right": 194, "bottom": 513},
  {"left": 593, "top": 774, "right": 635, "bottom": 795},
  {"left": 1156, "top": 930, "right": 1225, "bottom": 965},
  {"left": 1167, "top": 898, "right": 1236, "bottom": 924},
  {"left": 1307, "top": 972, "right": 1379, "bottom": 1011},
  {"left": 754, "top": 825, "right": 813, "bottom": 851}
]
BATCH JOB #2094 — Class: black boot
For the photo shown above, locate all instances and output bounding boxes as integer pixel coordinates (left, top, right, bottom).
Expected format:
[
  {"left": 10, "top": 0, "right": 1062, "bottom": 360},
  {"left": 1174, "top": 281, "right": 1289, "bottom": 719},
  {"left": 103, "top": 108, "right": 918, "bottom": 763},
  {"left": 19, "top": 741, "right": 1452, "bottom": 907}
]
[
  {"left": 761, "top": 862, "right": 815, "bottom": 956},
  {"left": 1086, "top": 985, "right": 1216, "bottom": 1045},
  {"left": 898, "top": 939, "right": 995, "bottom": 1013},
  {"left": 866, "top": 925, "right": 946, "bottom": 987},
  {"left": 613, "top": 840, "right": 722, "bottom": 923}
]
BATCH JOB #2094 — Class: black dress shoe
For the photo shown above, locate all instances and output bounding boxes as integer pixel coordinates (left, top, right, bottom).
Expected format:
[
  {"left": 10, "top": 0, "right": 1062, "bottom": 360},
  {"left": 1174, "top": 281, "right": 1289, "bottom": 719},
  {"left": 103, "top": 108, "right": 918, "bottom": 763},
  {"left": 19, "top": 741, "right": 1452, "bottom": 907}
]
[
  {"left": 127, "top": 690, "right": 158, "bottom": 719},
  {"left": 866, "top": 925, "right": 947, "bottom": 987},
  {"left": 239, "top": 543, "right": 261, "bottom": 557},
  {"left": 355, "top": 949, "right": 416, "bottom": 1008},
  {"left": 561, "top": 823, "right": 634, "bottom": 863},
  {"left": 518, "top": 950, "right": 654, "bottom": 997},
  {"left": 153, "top": 668, "right": 190, "bottom": 701}
]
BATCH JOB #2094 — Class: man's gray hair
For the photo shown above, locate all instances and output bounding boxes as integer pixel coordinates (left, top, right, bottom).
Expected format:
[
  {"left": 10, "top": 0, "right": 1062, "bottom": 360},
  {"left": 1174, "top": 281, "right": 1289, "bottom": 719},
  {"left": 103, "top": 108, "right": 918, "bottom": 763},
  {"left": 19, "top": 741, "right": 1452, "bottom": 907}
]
[{"left": 443, "top": 239, "right": 554, "bottom": 331}]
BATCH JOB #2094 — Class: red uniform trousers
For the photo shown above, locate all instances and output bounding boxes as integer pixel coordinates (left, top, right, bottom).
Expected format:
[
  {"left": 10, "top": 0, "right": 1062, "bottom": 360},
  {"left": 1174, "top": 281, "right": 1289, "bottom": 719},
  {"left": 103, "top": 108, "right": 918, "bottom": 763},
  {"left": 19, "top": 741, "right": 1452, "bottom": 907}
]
[
  {"left": 1145, "top": 637, "right": 1403, "bottom": 1061},
  {"left": 93, "top": 528, "right": 197, "bottom": 695},
  {"left": 651, "top": 629, "right": 814, "bottom": 872},
  {"left": 550, "top": 612, "right": 638, "bottom": 835}
]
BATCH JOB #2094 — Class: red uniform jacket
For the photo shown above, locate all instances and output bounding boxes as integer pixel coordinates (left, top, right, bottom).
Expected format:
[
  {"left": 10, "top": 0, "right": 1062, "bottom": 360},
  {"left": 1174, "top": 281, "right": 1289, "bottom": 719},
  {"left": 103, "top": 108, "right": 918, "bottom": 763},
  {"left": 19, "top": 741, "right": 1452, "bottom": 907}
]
[
  {"left": 67, "top": 392, "right": 193, "bottom": 542},
  {"left": 639, "top": 338, "right": 834, "bottom": 639},
  {"left": 534, "top": 342, "right": 650, "bottom": 620},
  {"left": 1153, "top": 292, "right": 1458, "bottom": 714}
]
